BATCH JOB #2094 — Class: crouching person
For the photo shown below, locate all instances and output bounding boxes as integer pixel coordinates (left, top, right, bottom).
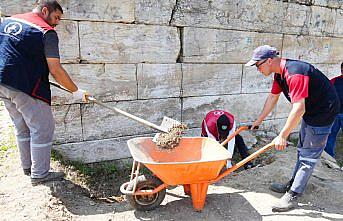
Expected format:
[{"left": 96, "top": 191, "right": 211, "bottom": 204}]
[{"left": 201, "top": 110, "right": 254, "bottom": 170}]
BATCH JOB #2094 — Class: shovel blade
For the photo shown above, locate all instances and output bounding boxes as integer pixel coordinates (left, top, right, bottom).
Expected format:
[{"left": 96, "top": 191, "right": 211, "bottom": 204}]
[{"left": 152, "top": 116, "right": 181, "bottom": 142}]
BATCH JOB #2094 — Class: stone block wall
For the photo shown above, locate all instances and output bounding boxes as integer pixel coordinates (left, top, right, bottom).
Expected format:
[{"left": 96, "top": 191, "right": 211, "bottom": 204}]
[{"left": 2, "top": 0, "right": 342, "bottom": 163}]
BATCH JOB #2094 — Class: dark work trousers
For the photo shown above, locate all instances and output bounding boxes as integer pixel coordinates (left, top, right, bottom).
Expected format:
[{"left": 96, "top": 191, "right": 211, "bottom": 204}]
[{"left": 223, "top": 134, "right": 250, "bottom": 160}]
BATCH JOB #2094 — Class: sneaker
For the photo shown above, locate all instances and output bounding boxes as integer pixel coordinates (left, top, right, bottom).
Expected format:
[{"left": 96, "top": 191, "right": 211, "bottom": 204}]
[
  {"left": 23, "top": 168, "right": 31, "bottom": 176},
  {"left": 31, "top": 172, "right": 65, "bottom": 186},
  {"left": 272, "top": 191, "right": 299, "bottom": 212},
  {"left": 270, "top": 179, "right": 294, "bottom": 193}
]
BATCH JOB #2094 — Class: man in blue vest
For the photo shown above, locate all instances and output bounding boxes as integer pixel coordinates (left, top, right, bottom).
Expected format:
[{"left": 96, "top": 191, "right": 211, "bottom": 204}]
[
  {"left": 0, "top": 0, "right": 88, "bottom": 185},
  {"left": 245, "top": 45, "right": 339, "bottom": 212},
  {"left": 324, "top": 62, "right": 343, "bottom": 158}
]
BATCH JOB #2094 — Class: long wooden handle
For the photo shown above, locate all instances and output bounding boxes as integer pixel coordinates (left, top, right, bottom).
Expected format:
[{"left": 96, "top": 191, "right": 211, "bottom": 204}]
[
  {"left": 211, "top": 142, "right": 274, "bottom": 184},
  {"left": 87, "top": 97, "right": 168, "bottom": 133},
  {"left": 50, "top": 81, "right": 168, "bottom": 133}
]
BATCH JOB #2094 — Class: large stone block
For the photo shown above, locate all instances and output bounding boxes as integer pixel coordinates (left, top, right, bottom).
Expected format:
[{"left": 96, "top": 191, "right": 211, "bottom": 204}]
[
  {"left": 59, "top": 0, "right": 134, "bottom": 22},
  {"left": 52, "top": 104, "right": 82, "bottom": 144},
  {"left": 135, "top": 0, "right": 176, "bottom": 25},
  {"left": 334, "top": 9, "right": 343, "bottom": 37},
  {"left": 182, "top": 64, "right": 242, "bottom": 97},
  {"left": 183, "top": 28, "right": 283, "bottom": 63},
  {"left": 171, "top": 0, "right": 284, "bottom": 33},
  {"left": 137, "top": 64, "right": 182, "bottom": 99},
  {"left": 79, "top": 22, "right": 180, "bottom": 63},
  {"left": 314, "top": 0, "right": 343, "bottom": 8},
  {"left": 242, "top": 66, "right": 273, "bottom": 93},
  {"left": 182, "top": 93, "right": 270, "bottom": 128},
  {"left": 316, "top": 63, "right": 342, "bottom": 79},
  {"left": 0, "top": 1, "right": 35, "bottom": 16},
  {"left": 282, "top": 35, "right": 343, "bottom": 64},
  {"left": 82, "top": 98, "right": 181, "bottom": 140},
  {"left": 308, "top": 6, "right": 336, "bottom": 36},
  {"left": 54, "top": 135, "right": 140, "bottom": 163},
  {"left": 51, "top": 64, "right": 137, "bottom": 105},
  {"left": 283, "top": 3, "right": 311, "bottom": 35},
  {"left": 274, "top": 95, "right": 292, "bottom": 119},
  {"left": 55, "top": 20, "right": 80, "bottom": 63},
  {"left": 261, "top": 118, "right": 289, "bottom": 134}
]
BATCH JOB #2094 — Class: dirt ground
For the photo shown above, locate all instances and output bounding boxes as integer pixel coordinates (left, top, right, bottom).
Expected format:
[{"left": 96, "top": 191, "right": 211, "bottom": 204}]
[{"left": 1, "top": 104, "right": 343, "bottom": 221}]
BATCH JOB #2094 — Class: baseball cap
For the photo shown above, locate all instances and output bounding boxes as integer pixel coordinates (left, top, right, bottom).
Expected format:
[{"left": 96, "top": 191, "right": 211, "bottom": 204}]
[
  {"left": 245, "top": 45, "right": 279, "bottom": 66},
  {"left": 217, "top": 114, "right": 231, "bottom": 139}
]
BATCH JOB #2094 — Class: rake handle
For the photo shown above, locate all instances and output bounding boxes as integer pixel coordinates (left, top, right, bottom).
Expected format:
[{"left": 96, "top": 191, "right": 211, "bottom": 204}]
[{"left": 50, "top": 81, "right": 168, "bottom": 133}]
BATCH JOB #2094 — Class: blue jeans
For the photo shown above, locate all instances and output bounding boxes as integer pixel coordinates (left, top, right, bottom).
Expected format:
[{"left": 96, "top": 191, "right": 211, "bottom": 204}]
[
  {"left": 324, "top": 113, "right": 343, "bottom": 157},
  {"left": 290, "top": 120, "right": 332, "bottom": 194}
]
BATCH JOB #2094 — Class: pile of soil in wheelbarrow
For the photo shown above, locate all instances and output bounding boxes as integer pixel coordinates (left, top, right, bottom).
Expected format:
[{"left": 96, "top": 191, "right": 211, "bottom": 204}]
[{"left": 155, "top": 123, "right": 188, "bottom": 150}]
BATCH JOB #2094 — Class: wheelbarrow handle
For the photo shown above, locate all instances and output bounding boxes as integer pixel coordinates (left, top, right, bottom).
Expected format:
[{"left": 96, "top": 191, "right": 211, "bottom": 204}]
[
  {"left": 50, "top": 81, "right": 168, "bottom": 133},
  {"left": 211, "top": 142, "right": 274, "bottom": 184},
  {"left": 220, "top": 125, "right": 258, "bottom": 146}
]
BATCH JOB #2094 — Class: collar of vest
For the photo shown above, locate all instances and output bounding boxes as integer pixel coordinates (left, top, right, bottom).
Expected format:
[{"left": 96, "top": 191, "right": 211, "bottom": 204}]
[{"left": 11, "top": 12, "right": 55, "bottom": 33}]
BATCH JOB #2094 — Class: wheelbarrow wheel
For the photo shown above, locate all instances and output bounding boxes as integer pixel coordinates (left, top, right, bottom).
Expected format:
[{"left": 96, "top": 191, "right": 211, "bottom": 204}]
[{"left": 126, "top": 175, "right": 166, "bottom": 211}]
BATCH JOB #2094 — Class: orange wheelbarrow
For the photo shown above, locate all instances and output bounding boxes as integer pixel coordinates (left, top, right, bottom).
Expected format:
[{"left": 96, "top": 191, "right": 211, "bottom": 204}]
[{"left": 120, "top": 125, "right": 274, "bottom": 211}]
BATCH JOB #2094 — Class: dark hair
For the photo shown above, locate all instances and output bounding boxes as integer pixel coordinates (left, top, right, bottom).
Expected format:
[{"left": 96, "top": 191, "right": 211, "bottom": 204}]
[
  {"left": 341, "top": 62, "right": 343, "bottom": 68},
  {"left": 36, "top": 0, "right": 63, "bottom": 14}
]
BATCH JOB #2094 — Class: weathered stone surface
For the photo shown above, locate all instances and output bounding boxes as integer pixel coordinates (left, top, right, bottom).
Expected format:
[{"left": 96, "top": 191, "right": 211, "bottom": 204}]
[
  {"left": 55, "top": 20, "right": 79, "bottom": 63},
  {"left": 82, "top": 98, "right": 181, "bottom": 140},
  {"left": 314, "top": 0, "right": 343, "bottom": 8},
  {"left": 54, "top": 135, "right": 138, "bottom": 163},
  {"left": 283, "top": 3, "right": 311, "bottom": 35},
  {"left": 274, "top": 95, "right": 292, "bottom": 119},
  {"left": 182, "top": 93, "right": 270, "bottom": 128},
  {"left": 137, "top": 64, "right": 182, "bottom": 99},
  {"left": 59, "top": 0, "right": 134, "bottom": 22},
  {"left": 183, "top": 128, "right": 202, "bottom": 137},
  {"left": 282, "top": 35, "right": 343, "bottom": 64},
  {"left": 334, "top": 9, "right": 343, "bottom": 36},
  {"left": 182, "top": 64, "right": 242, "bottom": 97},
  {"left": 316, "top": 63, "right": 342, "bottom": 79},
  {"left": 51, "top": 64, "right": 137, "bottom": 105},
  {"left": 242, "top": 66, "right": 273, "bottom": 93},
  {"left": 52, "top": 104, "right": 82, "bottom": 144},
  {"left": 79, "top": 22, "right": 180, "bottom": 63},
  {"left": 261, "top": 118, "right": 289, "bottom": 134},
  {"left": 135, "top": 0, "right": 176, "bottom": 24},
  {"left": 308, "top": 6, "right": 336, "bottom": 36},
  {"left": 172, "top": 0, "right": 284, "bottom": 33},
  {"left": 183, "top": 28, "right": 283, "bottom": 63},
  {"left": 0, "top": 1, "right": 35, "bottom": 16}
]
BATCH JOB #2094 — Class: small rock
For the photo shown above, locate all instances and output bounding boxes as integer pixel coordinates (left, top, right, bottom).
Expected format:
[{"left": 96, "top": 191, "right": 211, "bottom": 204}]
[{"left": 89, "top": 201, "right": 96, "bottom": 206}]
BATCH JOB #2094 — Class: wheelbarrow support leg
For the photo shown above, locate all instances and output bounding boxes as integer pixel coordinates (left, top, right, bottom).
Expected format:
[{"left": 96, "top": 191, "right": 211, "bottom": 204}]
[{"left": 190, "top": 183, "right": 209, "bottom": 211}]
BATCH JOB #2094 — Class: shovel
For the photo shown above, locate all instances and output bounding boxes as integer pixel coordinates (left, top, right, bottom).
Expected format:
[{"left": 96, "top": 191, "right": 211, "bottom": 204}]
[{"left": 50, "top": 82, "right": 181, "bottom": 135}]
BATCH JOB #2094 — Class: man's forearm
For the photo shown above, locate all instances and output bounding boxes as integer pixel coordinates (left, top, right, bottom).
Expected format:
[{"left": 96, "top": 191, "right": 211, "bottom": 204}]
[
  {"left": 51, "top": 67, "right": 78, "bottom": 92},
  {"left": 47, "top": 58, "right": 78, "bottom": 92}
]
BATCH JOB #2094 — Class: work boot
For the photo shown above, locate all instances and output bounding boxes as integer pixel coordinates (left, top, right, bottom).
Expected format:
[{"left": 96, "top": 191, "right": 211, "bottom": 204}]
[
  {"left": 272, "top": 191, "right": 299, "bottom": 212},
  {"left": 31, "top": 172, "right": 65, "bottom": 186},
  {"left": 23, "top": 168, "right": 31, "bottom": 176},
  {"left": 270, "top": 179, "right": 294, "bottom": 193}
]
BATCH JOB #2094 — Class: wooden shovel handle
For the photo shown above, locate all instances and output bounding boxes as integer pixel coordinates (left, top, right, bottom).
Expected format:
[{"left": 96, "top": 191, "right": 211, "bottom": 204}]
[{"left": 50, "top": 81, "right": 168, "bottom": 133}]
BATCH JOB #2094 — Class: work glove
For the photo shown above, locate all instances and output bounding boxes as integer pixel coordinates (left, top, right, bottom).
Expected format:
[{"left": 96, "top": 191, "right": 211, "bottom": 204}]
[{"left": 72, "top": 89, "right": 89, "bottom": 102}]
